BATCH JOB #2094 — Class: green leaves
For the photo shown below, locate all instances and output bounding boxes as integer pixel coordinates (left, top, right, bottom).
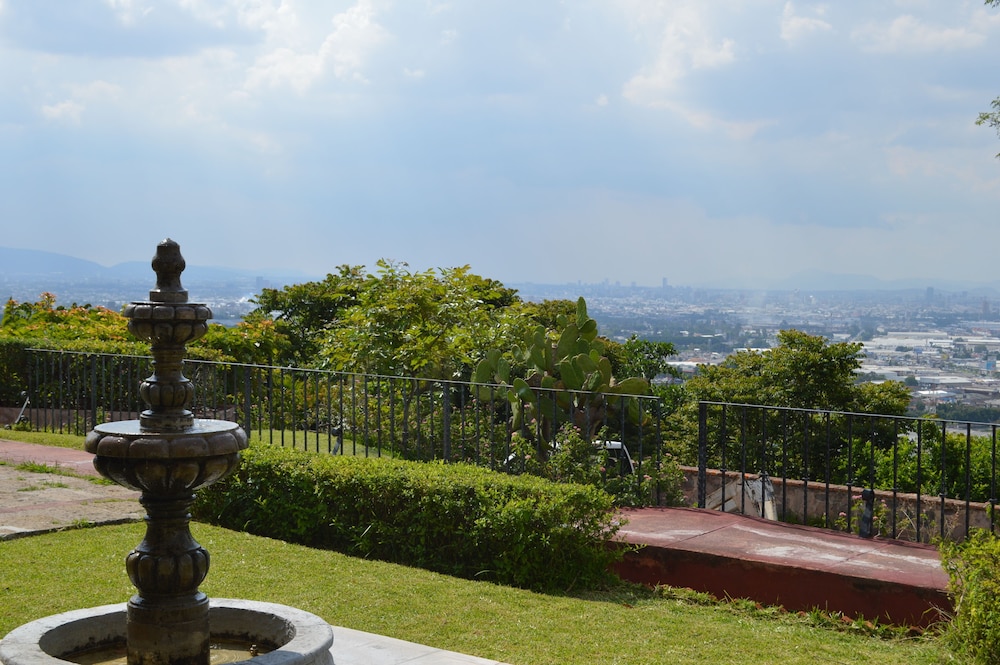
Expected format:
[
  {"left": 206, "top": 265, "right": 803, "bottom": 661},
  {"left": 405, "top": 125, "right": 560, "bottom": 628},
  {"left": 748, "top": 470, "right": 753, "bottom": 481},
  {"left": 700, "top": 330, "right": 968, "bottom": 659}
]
[
  {"left": 977, "top": 97, "right": 1000, "bottom": 158},
  {"left": 319, "top": 262, "right": 527, "bottom": 380},
  {"left": 684, "top": 329, "right": 906, "bottom": 414},
  {"left": 472, "top": 296, "right": 653, "bottom": 444},
  {"left": 193, "top": 444, "right": 621, "bottom": 592},
  {"left": 941, "top": 529, "right": 1000, "bottom": 663}
]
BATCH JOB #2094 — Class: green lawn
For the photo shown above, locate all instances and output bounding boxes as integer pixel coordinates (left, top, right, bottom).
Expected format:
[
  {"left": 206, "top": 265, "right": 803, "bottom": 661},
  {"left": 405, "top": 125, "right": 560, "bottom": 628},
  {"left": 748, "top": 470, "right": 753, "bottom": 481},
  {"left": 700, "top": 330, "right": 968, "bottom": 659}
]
[
  {"left": 0, "top": 523, "right": 950, "bottom": 665},
  {"left": 0, "top": 429, "right": 87, "bottom": 449},
  {"left": 0, "top": 428, "right": 386, "bottom": 458},
  {"left": 0, "top": 428, "right": 953, "bottom": 663}
]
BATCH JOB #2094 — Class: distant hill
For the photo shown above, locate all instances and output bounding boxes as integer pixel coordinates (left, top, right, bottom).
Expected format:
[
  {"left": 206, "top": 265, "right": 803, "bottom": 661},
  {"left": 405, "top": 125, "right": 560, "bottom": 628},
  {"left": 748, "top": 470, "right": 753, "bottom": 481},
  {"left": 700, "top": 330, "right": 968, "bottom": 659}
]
[
  {"left": 768, "top": 270, "right": 1000, "bottom": 294},
  {"left": 0, "top": 246, "right": 108, "bottom": 278},
  {"left": 0, "top": 246, "right": 315, "bottom": 285},
  {"left": 4, "top": 245, "right": 1000, "bottom": 296}
]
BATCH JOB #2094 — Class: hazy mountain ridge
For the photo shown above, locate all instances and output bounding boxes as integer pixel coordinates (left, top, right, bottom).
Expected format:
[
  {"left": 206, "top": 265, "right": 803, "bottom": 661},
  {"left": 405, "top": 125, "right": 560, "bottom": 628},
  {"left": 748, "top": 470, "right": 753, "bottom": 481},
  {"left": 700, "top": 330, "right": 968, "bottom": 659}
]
[
  {"left": 3, "top": 246, "right": 1000, "bottom": 295},
  {"left": 767, "top": 270, "right": 1000, "bottom": 294},
  {"left": 0, "top": 247, "right": 314, "bottom": 284}
]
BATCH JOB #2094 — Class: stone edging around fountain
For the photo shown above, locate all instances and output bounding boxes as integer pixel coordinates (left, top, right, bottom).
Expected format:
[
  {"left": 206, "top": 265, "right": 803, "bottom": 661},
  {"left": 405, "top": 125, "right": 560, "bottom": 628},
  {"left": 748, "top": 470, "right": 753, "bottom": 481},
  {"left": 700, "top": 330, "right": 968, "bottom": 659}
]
[{"left": 0, "top": 599, "right": 334, "bottom": 665}]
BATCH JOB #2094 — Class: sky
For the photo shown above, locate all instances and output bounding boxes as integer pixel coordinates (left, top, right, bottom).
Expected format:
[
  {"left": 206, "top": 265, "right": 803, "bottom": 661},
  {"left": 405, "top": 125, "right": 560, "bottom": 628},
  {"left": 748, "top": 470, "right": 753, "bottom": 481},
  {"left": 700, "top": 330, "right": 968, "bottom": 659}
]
[{"left": 1, "top": 1, "right": 999, "bottom": 289}]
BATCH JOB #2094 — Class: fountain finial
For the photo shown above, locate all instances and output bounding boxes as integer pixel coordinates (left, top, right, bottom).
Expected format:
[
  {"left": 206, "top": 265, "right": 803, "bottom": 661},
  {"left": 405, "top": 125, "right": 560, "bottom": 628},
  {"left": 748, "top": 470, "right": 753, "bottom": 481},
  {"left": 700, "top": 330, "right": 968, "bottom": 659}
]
[{"left": 149, "top": 238, "right": 188, "bottom": 303}]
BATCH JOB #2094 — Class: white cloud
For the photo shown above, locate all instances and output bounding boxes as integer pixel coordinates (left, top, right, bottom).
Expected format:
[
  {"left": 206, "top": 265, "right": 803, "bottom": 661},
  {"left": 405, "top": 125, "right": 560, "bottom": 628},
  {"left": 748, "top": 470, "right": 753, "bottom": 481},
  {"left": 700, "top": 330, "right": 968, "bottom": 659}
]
[
  {"left": 37, "top": 80, "right": 122, "bottom": 124},
  {"left": 780, "top": 2, "right": 832, "bottom": 43},
  {"left": 621, "top": 6, "right": 735, "bottom": 107},
  {"left": 319, "top": 0, "right": 387, "bottom": 81},
  {"left": 650, "top": 100, "right": 770, "bottom": 140},
  {"left": 175, "top": 0, "right": 242, "bottom": 29},
  {"left": 403, "top": 67, "right": 425, "bottom": 79},
  {"left": 41, "top": 100, "right": 85, "bottom": 123},
  {"left": 852, "top": 14, "right": 985, "bottom": 53},
  {"left": 103, "top": 0, "right": 153, "bottom": 26},
  {"left": 245, "top": 47, "right": 321, "bottom": 93},
  {"left": 244, "top": 0, "right": 387, "bottom": 92},
  {"left": 596, "top": 93, "right": 608, "bottom": 106},
  {"left": 72, "top": 79, "right": 124, "bottom": 102}
]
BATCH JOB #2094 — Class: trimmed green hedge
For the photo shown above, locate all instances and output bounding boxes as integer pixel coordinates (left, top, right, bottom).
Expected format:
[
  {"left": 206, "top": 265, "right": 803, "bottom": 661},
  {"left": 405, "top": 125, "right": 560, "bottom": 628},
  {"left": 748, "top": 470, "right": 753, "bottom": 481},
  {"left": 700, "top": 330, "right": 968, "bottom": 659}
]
[{"left": 193, "top": 444, "right": 623, "bottom": 591}]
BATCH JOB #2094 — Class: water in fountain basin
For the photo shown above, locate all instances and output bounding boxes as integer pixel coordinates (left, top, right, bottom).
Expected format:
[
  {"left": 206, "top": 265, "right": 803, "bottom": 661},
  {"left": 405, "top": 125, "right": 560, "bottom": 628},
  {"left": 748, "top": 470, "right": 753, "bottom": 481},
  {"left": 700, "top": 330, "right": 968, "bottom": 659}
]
[{"left": 65, "top": 640, "right": 270, "bottom": 665}]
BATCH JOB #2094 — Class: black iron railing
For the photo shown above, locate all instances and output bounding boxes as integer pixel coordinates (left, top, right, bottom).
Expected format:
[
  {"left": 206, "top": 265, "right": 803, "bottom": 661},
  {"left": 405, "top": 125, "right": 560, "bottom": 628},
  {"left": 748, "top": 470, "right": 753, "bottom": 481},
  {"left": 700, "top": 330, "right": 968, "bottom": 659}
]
[
  {"left": 13, "top": 348, "right": 1000, "bottom": 540},
  {"left": 697, "top": 401, "right": 999, "bottom": 542},
  {"left": 15, "top": 349, "right": 666, "bottom": 503}
]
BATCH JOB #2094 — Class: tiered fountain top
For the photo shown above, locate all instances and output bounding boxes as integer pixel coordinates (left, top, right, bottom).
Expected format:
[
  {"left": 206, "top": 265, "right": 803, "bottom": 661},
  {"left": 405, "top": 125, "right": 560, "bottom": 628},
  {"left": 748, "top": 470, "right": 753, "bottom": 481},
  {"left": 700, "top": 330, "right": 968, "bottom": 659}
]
[{"left": 85, "top": 238, "right": 246, "bottom": 461}]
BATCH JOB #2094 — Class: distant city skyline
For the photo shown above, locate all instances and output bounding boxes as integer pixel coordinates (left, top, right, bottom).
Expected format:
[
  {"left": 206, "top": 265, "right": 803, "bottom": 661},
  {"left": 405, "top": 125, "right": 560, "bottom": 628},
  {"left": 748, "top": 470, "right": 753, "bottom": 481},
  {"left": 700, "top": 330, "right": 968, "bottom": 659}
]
[{"left": 2, "top": 2, "right": 999, "bottom": 288}]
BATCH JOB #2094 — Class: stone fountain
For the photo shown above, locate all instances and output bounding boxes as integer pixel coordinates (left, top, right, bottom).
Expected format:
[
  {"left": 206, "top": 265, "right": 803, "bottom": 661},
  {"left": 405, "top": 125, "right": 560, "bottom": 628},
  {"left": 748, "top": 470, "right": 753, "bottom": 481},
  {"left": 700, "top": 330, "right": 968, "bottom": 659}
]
[{"left": 0, "top": 240, "right": 333, "bottom": 665}]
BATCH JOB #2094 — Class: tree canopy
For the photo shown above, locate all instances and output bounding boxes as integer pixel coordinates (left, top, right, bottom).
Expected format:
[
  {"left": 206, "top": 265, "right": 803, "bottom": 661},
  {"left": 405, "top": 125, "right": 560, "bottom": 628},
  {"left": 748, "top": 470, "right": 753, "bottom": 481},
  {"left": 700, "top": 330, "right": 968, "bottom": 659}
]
[
  {"left": 248, "top": 265, "right": 367, "bottom": 366},
  {"left": 979, "top": 1, "right": 1000, "bottom": 156},
  {"left": 683, "top": 329, "right": 910, "bottom": 415},
  {"left": 320, "top": 260, "right": 528, "bottom": 379},
  {"left": 1, "top": 294, "right": 133, "bottom": 345}
]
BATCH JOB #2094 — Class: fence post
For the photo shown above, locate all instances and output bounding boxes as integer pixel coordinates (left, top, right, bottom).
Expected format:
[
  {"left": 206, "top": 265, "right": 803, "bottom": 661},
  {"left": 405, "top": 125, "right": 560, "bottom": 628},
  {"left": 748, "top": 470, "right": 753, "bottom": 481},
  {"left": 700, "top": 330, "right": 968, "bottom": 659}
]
[
  {"left": 242, "top": 365, "right": 252, "bottom": 441},
  {"left": 90, "top": 354, "right": 98, "bottom": 431},
  {"left": 859, "top": 488, "right": 875, "bottom": 538},
  {"left": 442, "top": 383, "right": 451, "bottom": 460},
  {"left": 698, "top": 401, "right": 708, "bottom": 508}
]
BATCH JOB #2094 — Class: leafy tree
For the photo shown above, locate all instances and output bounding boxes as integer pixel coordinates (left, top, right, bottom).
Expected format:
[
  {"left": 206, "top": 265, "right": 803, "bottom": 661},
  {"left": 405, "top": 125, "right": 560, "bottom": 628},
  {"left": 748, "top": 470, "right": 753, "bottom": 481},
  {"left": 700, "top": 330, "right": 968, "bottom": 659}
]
[
  {"left": 674, "top": 330, "right": 912, "bottom": 473},
  {"left": 978, "top": 1, "right": 1000, "bottom": 156},
  {"left": 311, "top": 261, "right": 529, "bottom": 459},
  {"left": 606, "top": 335, "right": 679, "bottom": 382},
  {"left": 521, "top": 299, "right": 578, "bottom": 330},
  {"left": 684, "top": 329, "right": 909, "bottom": 413},
  {"left": 196, "top": 315, "right": 291, "bottom": 366},
  {"left": 248, "top": 265, "right": 367, "bottom": 366},
  {"left": 2, "top": 294, "right": 134, "bottom": 344},
  {"left": 320, "top": 260, "right": 526, "bottom": 380},
  {"left": 935, "top": 403, "right": 1000, "bottom": 424},
  {"left": 0, "top": 293, "right": 282, "bottom": 364}
]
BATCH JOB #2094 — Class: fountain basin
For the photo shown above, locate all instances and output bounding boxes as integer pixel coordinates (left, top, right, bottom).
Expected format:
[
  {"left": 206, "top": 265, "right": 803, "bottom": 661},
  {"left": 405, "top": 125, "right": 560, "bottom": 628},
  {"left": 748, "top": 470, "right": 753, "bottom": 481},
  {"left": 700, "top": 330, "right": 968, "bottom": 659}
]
[{"left": 0, "top": 600, "right": 333, "bottom": 665}]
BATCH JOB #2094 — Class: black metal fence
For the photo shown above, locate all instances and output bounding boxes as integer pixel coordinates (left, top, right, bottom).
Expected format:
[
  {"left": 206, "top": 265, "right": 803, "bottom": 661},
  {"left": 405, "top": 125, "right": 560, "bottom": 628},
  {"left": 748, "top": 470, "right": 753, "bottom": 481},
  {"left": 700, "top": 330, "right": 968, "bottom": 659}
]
[
  {"left": 16, "top": 349, "right": 666, "bottom": 502},
  {"left": 14, "top": 349, "right": 1000, "bottom": 540},
  {"left": 697, "top": 401, "right": 1000, "bottom": 542}
]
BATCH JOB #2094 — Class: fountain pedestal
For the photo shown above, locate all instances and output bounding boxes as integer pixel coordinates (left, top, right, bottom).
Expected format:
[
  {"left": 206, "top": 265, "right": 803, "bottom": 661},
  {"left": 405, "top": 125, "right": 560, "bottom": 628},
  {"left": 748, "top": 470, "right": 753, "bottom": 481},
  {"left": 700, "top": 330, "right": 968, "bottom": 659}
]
[{"left": 87, "top": 419, "right": 246, "bottom": 665}]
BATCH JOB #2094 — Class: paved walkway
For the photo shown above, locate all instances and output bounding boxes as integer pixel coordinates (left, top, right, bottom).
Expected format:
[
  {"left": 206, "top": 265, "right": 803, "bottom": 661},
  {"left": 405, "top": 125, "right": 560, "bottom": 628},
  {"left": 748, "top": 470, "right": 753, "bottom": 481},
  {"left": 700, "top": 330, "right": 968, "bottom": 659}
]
[
  {"left": 1, "top": 438, "right": 953, "bottom": 657},
  {"left": 0, "top": 440, "right": 142, "bottom": 538},
  {"left": 0, "top": 439, "right": 104, "bottom": 477}
]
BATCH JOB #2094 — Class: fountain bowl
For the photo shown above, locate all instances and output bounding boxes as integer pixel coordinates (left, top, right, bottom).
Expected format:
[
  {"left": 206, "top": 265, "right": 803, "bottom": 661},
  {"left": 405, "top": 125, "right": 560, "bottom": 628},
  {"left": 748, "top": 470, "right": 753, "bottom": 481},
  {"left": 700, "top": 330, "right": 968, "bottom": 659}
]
[{"left": 0, "top": 600, "right": 333, "bottom": 665}]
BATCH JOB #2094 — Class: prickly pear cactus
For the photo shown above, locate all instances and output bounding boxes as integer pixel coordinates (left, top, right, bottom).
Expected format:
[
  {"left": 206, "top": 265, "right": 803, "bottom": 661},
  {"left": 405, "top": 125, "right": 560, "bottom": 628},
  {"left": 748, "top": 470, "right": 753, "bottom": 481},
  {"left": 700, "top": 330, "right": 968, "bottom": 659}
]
[{"left": 473, "top": 297, "right": 651, "bottom": 440}]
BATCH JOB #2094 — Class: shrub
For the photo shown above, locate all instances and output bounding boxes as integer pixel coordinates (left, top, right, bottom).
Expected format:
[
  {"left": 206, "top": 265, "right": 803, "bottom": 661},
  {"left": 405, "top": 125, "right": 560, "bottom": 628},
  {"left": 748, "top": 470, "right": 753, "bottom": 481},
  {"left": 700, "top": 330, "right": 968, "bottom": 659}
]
[
  {"left": 941, "top": 529, "right": 1000, "bottom": 664},
  {"left": 193, "top": 444, "right": 623, "bottom": 592},
  {"left": 0, "top": 339, "right": 35, "bottom": 404}
]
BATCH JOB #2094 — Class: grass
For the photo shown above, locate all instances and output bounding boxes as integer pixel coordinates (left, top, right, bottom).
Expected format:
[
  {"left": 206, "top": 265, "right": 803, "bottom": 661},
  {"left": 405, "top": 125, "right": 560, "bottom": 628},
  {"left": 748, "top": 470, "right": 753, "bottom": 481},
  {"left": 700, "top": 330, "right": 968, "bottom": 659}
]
[
  {"left": 0, "top": 523, "right": 951, "bottom": 665},
  {"left": 16, "top": 479, "right": 69, "bottom": 491},
  {"left": 0, "top": 460, "right": 114, "bottom": 485},
  {"left": 0, "top": 427, "right": 386, "bottom": 458},
  {"left": 0, "top": 427, "right": 953, "bottom": 662},
  {"left": 247, "top": 428, "right": 389, "bottom": 457},
  {"left": 0, "top": 429, "right": 87, "bottom": 449}
]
